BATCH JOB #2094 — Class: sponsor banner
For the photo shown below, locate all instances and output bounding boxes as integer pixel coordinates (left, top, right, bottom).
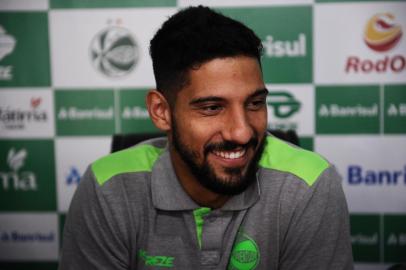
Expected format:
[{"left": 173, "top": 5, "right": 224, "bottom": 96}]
[
  {"left": 350, "top": 214, "right": 380, "bottom": 263},
  {"left": 0, "top": 213, "right": 58, "bottom": 260},
  {"left": 316, "top": 86, "right": 380, "bottom": 134},
  {"left": 0, "top": 12, "right": 50, "bottom": 86},
  {"left": 0, "top": 89, "right": 55, "bottom": 138},
  {"left": 351, "top": 214, "right": 406, "bottom": 264},
  {"left": 384, "top": 214, "right": 406, "bottom": 263},
  {"left": 384, "top": 84, "right": 406, "bottom": 134},
  {"left": 220, "top": 6, "right": 312, "bottom": 83},
  {"left": 49, "top": 8, "right": 176, "bottom": 87},
  {"left": 267, "top": 84, "right": 314, "bottom": 136},
  {"left": 50, "top": 0, "right": 176, "bottom": 8},
  {"left": 56, "top": 137, "right": 111, "bottom": 212},
  {"left": 315, "top": 136, "right": 406, "bottom": 213},
  {"left": 315, "top": 3, "right": 406, "bottom": 84},
  {"left": 55, "top": 90, "right": 115, "bottom": 136},
  {"left": 0, "top": 0, "right": 48, "bottom": 10},
  {"left": 0, "top": 140, "right": 56, "bottom": 211},
  {"left": 178, "top": 0, "right": 313, "bottom": 7},
  {"left": 119, "top": 89, "right": 159, "bottom": 134}
]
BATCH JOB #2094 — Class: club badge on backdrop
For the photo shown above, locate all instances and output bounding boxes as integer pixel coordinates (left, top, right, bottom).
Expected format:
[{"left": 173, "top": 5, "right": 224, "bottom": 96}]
[{"left": 90, "top": 25, "right": 139, "bottom": 78}]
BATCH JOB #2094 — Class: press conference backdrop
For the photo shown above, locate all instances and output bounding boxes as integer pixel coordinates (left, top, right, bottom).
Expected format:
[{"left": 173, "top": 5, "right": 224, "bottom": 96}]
[{"left": 0, "top": 0, "right": 405, "bottom": 269}]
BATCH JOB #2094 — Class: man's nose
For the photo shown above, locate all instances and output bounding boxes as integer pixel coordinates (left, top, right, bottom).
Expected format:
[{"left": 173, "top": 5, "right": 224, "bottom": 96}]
[{"left": 221, "top": 108, "right": 253, "bottom": 145}]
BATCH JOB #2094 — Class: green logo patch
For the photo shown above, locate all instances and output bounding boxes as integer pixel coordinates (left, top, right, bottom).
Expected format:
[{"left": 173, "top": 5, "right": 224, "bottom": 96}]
[{"left": 228, "top": 232, "right": 259, "bottom": 270}]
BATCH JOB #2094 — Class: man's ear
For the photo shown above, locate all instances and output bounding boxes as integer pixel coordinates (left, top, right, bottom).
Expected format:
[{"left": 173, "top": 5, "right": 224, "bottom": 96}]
[{"left": 146, "top": 90, "right": 172, "bottom": 131}]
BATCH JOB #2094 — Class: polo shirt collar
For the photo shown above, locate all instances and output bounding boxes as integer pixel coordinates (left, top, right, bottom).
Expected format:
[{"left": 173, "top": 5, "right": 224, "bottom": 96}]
[{"left": 151, "top": 149, "right": 260, "bottom": 211}]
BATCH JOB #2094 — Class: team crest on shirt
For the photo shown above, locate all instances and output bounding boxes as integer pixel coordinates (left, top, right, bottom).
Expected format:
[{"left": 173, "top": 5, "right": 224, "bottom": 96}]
[{"left": 228, "top": 231, "right": 260, "bottom": 270}]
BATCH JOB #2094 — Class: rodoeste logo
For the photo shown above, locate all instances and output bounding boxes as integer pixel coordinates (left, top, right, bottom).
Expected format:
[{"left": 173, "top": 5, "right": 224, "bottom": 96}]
[
  {"left": 364, "top": 13, "right": 402, "bottom": 52},
  {"left": 346, "top": 13, "right": 405, "bottom": 74}
]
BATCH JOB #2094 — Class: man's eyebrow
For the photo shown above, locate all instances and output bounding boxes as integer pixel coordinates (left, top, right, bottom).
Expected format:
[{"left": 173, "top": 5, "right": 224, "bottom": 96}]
[
  {"left": 249, "top": 88, "right": 269, "bottom": 98},
  {"left": 189, "top": 96, "right": 225, "bottom": 106},
  {"left": 189, "top": 88, "right": 269, "bottom": 106}
]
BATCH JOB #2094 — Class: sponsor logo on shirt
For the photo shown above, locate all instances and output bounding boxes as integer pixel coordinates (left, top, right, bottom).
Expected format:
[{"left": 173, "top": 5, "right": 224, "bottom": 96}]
[
  {"left": 228, "top": 231, "right": 259, "bottom": 270},
  {"left": 138, "top": 249, "right": 175, "bottom": 268}
]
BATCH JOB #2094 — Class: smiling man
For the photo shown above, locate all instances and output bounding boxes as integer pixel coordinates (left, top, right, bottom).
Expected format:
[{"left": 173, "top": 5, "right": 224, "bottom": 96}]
[
  {"left": 60, "top": 6, "right": 353, "bottom": 270},
  {"left": 152, "top": 56, "right": 268, "bottom": 208}
]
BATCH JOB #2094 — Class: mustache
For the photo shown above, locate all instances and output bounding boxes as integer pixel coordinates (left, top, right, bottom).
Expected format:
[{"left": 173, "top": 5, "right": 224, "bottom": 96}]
[{"left": 204, "top": 137, "right": 259, "bottom": 156}]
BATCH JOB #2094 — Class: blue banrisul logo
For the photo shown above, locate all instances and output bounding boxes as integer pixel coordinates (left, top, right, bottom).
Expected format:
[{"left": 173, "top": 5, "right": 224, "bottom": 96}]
[
  {"left": 0, "top": 231, "right": 55, "bottom": 243},
  {"left": 66, "top": 167, "right": 81, "bottom": 185},
  {"left": 348, "top": 165, "right": 406, "bottom": 185}
]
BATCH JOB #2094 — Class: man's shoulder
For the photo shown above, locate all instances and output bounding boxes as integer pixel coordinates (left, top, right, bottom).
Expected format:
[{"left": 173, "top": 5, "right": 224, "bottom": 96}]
[
  {"left": 259, "top": 135, "right": 330, "bottom": 187},
  {"left": 91, "top": 137, "right": 167, "bottom": 186}
]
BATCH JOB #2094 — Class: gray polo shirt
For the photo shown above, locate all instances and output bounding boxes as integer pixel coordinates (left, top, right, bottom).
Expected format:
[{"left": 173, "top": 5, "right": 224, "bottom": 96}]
[{"left": 59, "top": 136, "right": 353, "bottom": 270}]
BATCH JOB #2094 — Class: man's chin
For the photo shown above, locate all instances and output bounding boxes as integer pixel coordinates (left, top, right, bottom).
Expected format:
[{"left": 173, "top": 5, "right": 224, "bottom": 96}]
[{"left": 198, "top": 165, "right": 255, "bottom": 195}]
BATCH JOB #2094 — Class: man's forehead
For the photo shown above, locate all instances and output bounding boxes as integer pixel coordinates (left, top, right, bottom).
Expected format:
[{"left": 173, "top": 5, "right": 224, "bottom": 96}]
[{"left": 179, "top": 56, "right": 265, "bottom": 101}]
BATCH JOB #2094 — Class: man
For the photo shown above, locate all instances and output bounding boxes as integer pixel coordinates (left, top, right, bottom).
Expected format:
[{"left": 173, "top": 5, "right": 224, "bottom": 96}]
[{"left": 60, "top": 6, "right": 353, "bottom": 269}]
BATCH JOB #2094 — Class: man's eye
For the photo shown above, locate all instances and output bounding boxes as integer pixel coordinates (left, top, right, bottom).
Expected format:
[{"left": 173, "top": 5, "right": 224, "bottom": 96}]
[
  {"left": 201, "top": 105, "right": 223, "bottom": 115},
  {"left": 247, "top": 99, "right": 266, "bottom": 110}
]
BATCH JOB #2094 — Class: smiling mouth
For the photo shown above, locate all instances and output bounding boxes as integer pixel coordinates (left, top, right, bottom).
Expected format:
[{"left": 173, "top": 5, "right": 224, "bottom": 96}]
[{"left": 212, "top": 149, "right": 246, "bottom": 159}]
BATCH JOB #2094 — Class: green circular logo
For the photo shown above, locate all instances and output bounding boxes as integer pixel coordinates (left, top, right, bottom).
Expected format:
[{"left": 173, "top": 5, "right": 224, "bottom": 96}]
[{"left": 228, "top": 232, "right": 259, "bottom": 270}]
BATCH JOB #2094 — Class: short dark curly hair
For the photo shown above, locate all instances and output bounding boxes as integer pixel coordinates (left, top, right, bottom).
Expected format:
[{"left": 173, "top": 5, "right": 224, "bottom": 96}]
[{"left": 149, "top": 6, "right": 263, "bottom": 104}]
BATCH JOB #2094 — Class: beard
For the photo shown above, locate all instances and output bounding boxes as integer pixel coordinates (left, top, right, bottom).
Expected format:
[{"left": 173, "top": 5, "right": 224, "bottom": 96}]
[{"left": 171, "top": 118, "right": 266, "bottom": 196}]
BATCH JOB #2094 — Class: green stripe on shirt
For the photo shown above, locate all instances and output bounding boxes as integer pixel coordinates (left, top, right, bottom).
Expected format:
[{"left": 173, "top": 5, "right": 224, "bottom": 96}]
[
  {"left": 259, "top": 136, "right": 329, "bottom": 186},
  {"left": 193, "top": 207, "right": 211, "bottom": 249},
  {"left": 92, "top": 144, "right": 164, "bottom": 186}
]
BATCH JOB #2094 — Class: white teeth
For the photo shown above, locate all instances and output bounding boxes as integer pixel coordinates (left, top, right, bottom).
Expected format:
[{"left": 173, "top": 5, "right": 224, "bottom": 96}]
[{"left": 213, "top": 149, "right": 245, "bottom": 159}]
